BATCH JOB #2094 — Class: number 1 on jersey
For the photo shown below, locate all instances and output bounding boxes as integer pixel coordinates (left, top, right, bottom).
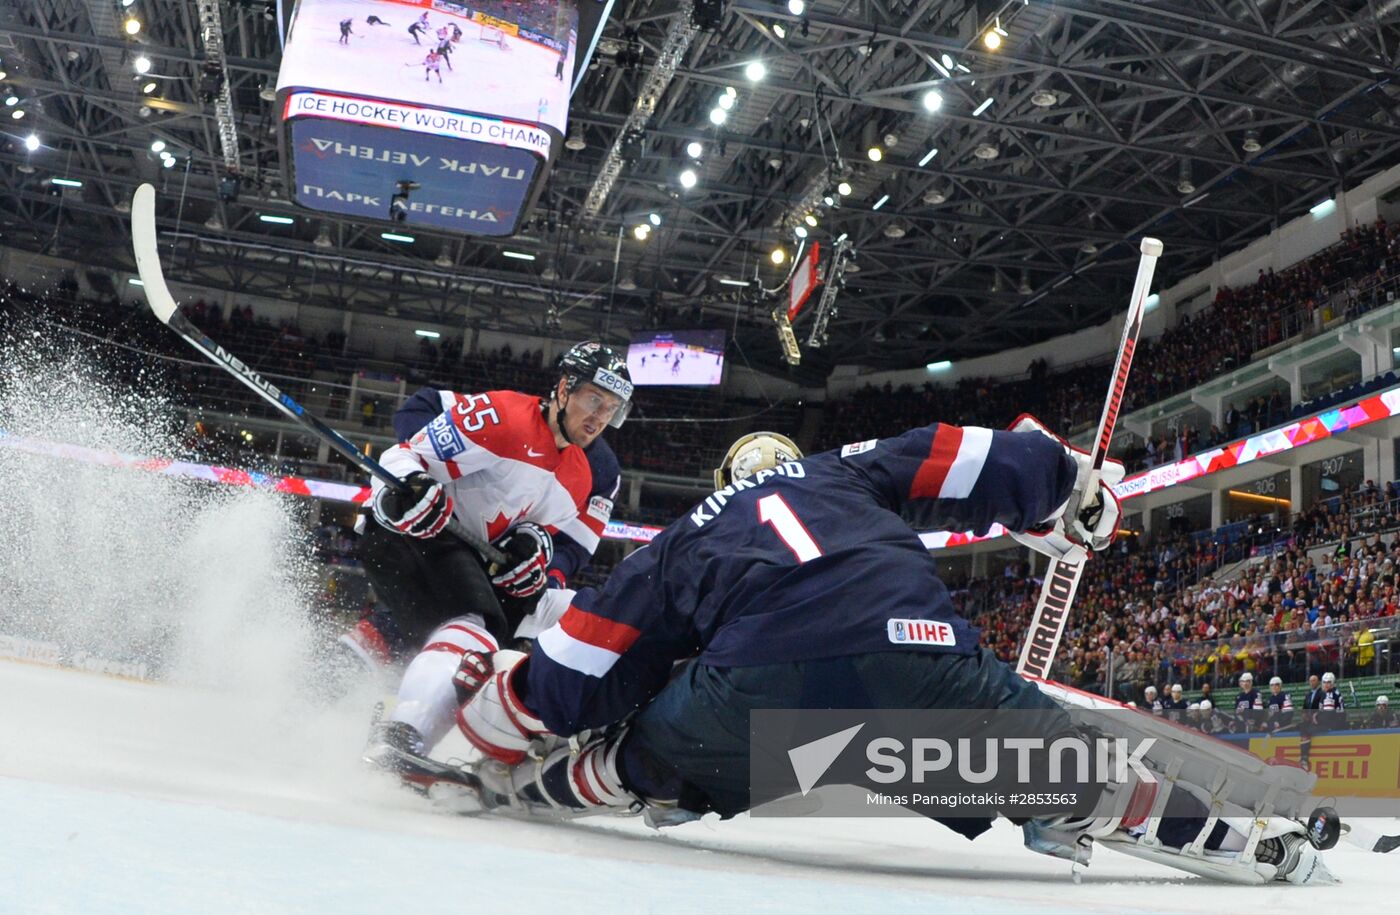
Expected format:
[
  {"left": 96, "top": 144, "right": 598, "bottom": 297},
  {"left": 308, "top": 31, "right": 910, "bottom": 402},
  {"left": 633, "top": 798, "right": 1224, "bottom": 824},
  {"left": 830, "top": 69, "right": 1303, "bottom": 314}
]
[{"left": 757, "top": 493, "right": 823, "bottom": 563}]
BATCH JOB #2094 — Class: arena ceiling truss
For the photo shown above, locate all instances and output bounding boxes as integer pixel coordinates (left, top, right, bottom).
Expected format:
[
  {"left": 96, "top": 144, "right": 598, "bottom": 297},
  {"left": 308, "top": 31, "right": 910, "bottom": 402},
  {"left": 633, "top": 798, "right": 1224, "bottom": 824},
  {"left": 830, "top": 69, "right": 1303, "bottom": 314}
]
[{"left": 3, "top": 0, "right": 1400, "bottom": 380}]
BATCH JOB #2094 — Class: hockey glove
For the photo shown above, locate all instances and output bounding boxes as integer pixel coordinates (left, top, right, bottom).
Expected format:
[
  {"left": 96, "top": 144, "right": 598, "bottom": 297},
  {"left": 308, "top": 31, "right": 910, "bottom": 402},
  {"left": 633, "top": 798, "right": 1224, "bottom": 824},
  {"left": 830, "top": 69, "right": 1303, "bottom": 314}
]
[
  {"left": 454, "top": 649, "right": 546, "bottom": 765},
  {"left": 371, "top": 471, "right": 454, "bottom": 538},
  {"left": 1006, "top": 414, "right": 1125, "bottom": 564},
  {"left": 489, "top": 522, "right": 554, "bottom": 598}
]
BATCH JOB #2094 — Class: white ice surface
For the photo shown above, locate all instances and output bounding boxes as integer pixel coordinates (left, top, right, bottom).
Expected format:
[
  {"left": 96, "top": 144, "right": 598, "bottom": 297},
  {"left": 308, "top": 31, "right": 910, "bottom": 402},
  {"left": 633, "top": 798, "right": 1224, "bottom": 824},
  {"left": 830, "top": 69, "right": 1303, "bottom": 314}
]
[{"left": 0, "top": 659, "right": 1391, "bottom": 914}]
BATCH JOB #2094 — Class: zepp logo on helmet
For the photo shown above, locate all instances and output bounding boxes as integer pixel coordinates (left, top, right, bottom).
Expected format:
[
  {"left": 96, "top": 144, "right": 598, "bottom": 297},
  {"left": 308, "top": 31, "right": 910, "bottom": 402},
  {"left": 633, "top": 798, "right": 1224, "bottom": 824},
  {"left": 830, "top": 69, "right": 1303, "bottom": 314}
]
[{"left": 592, "top": 367, "right": 634, "bottom": 400}]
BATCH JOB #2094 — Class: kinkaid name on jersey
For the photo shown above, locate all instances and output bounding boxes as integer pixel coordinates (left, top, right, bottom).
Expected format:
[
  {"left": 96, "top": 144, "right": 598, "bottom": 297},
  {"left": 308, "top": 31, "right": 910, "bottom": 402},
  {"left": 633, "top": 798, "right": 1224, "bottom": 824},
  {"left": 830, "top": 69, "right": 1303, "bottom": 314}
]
[{"left": 690, "top": 462, "right": 806, "bottom": 527}]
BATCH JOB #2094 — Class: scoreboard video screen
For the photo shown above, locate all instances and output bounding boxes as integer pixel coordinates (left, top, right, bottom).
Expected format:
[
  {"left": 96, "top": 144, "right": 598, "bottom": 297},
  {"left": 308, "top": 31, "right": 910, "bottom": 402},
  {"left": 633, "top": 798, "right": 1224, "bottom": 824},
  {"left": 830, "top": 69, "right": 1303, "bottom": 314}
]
[{"left": 276, "top": 0, "right": 597, "bottom": 236}]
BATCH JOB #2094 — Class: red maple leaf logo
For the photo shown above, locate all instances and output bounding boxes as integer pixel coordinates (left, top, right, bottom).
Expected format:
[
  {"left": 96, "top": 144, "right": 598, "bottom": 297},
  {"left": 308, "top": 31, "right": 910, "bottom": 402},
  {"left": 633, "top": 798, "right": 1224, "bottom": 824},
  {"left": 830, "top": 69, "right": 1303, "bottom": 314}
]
[{"left": 484, "top": 505, "right": 533, "bottom": 541}]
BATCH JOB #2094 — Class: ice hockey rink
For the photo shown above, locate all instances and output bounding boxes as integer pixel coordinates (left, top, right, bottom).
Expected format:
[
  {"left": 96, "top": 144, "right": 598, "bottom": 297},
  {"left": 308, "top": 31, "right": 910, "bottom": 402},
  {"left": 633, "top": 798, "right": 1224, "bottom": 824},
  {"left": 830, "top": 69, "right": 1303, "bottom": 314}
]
[{"left": 2, "top": 657, "right": 1392, "bottom": 915}]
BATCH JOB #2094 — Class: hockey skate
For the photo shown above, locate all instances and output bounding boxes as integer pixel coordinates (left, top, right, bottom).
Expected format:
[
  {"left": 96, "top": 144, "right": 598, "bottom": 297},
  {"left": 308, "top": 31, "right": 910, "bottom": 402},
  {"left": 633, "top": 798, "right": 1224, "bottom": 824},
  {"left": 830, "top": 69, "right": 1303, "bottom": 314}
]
[
  {"left": 363, "top": 720, "right": 502, "bottom": 814},
  {"left": 1027, "top": 677, "right": 1342, "bottom": 884}
]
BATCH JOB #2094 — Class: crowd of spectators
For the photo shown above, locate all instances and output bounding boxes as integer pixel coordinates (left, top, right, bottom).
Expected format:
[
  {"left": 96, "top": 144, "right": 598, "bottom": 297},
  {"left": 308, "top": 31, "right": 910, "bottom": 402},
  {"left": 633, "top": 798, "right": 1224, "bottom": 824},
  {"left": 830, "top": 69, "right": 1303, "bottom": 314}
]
[
  {"left": 948, "top": 479, "right": 1400, "bottom": 701},
  {"left": 817, "top": 218, "right": 1400, "bottom": 464}
]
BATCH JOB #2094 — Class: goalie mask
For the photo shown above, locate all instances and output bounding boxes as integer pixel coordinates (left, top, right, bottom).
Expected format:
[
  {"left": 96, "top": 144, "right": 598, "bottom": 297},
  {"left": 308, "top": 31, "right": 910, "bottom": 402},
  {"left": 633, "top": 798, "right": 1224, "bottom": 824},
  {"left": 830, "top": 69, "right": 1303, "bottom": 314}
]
[{"left": 714, "top": 431, "right": 803, "bottom": 489}]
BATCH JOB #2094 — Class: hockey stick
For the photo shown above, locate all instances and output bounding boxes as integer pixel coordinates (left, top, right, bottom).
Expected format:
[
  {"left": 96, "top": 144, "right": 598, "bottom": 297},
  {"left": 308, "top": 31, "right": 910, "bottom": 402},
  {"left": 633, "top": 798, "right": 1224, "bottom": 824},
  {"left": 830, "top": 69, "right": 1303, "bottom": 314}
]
[
  {"left": 1016, "top": 237, "right": 1162, "bottom": 679},
  {"left": 129, "top": 183, "right": 507, "bottom": 567}
]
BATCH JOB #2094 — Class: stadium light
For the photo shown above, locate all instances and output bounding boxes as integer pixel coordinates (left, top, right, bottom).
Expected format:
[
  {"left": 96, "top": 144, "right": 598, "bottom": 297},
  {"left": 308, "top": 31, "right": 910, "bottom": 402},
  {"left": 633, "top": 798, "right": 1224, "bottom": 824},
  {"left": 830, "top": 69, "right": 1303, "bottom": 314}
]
[
  {"left": 50, "top": 177, "right": 83, "bottom": 188},
  {"left": 926, "top": 360, "right": 953, "bottom": 372},
  {"left": 380, "top": 232, "right": 415, "bottom": 244},
  {"left": 134, "top": 56, "right": 151, "bottom": 74},
  {"left": 972, "top": 98, "right": 994, "bottom": 117},
  {"left": 922, "top": 89, "right": 943, "bottom": 112},
  {"left": 23, "top": 133, "right": 39, "bottom": 151},
  {"left": 150, "top": 139, "right": 166, "bottom": 153},
  {"left": 745, "top": 60, "right": 766, "bottom": 82},
  {"left": 124, "top": 18, "right": 141, "bottom": 36},
  {"left": 872, "top": 193, "right": 890, "bottom": 211},
  {"left": 502, "top": 250, "right": 536, "bottom": 261},
  {"left": 918, "top": 147, "right": 939, "bottom": 167},
  {"left": 770, "top": 247, "right": 786, "bottom": 265},
  {"left": 686, "top": 141, "right": 703, "bottom": 159},
  {"left": 259, "top": 214, "right": 294, "bottom": 225},
  {"left": 679, "top": 168, "right": 698, "bottom": 189},
  {"left": 837, "top": 180, "right": 852, "bottom": 196},
  {"left": 414, "top": 329, "right": 441, "bottom": 339},
  {"left": 1310, "top": 198, "right": 1336, "bottom": 217},
  {"left": 648, "top": 213, "right": 662, "bottom": 226},
  {"left": 709, "top": 107, "right": 728, "bottom": 126}
]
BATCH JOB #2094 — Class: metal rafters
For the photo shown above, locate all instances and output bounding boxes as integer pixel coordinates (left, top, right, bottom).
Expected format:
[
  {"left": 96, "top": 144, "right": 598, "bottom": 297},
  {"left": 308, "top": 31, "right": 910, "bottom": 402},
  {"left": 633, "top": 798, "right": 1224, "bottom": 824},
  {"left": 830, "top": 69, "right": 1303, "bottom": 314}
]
[{"left": 3, "top": 1, "right": 1400, "bottom": 380}]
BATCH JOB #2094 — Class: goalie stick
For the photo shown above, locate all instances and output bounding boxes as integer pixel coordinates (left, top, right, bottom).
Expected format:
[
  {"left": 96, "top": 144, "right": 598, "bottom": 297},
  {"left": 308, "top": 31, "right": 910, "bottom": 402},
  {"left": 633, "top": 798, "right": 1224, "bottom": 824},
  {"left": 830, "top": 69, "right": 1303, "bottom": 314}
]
[
  {"left": 1016, "top": 237, "right": 1162, "bottom": 679},
  {"left": 129, "top": 183, "right": 507, "bottom": 568}
]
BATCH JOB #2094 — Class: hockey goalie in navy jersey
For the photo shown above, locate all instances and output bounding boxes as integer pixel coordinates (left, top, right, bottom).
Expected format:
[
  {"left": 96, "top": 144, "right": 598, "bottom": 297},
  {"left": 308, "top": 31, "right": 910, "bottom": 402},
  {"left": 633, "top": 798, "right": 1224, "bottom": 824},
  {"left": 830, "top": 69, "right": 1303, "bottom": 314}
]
[{"left": 445, "top": 416, "right": 1337, "bottom": 885}]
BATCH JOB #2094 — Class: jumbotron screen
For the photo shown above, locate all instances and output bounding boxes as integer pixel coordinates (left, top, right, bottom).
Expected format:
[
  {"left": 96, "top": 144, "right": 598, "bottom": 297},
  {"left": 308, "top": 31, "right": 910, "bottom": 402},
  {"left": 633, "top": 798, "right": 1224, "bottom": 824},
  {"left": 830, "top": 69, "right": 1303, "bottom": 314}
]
[{"left": 627, "top": 330, "right": 726, "bottom": 386}]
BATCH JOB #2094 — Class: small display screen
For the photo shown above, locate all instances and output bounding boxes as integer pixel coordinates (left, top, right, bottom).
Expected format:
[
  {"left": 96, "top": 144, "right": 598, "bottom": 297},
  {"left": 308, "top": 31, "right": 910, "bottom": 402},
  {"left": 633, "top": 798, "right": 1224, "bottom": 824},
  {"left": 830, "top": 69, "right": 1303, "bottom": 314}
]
[{"left": 627, "top": 330, "right": 726, "bottom": 386}]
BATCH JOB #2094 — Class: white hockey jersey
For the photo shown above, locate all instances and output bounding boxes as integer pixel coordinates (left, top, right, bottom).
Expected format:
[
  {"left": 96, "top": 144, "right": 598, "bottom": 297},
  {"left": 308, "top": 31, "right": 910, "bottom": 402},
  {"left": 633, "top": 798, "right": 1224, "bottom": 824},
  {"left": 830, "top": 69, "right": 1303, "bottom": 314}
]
[{"left": 371, "top": 389, "right": 607, "bottom": 553}]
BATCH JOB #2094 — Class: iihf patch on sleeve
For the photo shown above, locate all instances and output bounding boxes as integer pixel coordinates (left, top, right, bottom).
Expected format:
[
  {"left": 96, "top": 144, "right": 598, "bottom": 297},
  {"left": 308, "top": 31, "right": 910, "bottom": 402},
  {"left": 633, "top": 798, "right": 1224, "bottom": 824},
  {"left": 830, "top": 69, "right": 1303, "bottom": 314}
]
[
  {"left": 887, "top": 618, "right": 957, "bottom": 646},
  {"left": 840, "top": 439, "right": 877, "bottom": 458},
  {"left": 426, "top": 412, "right": 466, "bottom": 461},
  {"left": 587, "top": 495, "right": 613, "bottom": 523}
]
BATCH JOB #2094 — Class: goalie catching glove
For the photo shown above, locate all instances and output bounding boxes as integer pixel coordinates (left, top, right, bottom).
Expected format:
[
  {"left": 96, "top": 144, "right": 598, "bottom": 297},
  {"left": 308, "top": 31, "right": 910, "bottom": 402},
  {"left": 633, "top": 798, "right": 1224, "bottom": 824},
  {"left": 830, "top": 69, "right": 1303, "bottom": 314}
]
[
  {"left": 489, "top": 522, "right": 554, "bottom": 598},
  {"left": 371, "top": 471, "right": 454, "bottom": 538},
  {"left": 453, "top": 649, "right": 546, "bottom": 765},
  {"left": 1007, "top": 414, "right": 1125, "bottom": 564}
]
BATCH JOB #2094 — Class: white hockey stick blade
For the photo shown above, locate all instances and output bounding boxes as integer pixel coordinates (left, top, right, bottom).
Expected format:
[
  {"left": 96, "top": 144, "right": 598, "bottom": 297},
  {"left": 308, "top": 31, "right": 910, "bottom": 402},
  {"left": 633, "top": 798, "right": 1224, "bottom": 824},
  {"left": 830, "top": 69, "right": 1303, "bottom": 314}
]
[{"left": 130, "top": 184, "right": 178, "bottom": 324}]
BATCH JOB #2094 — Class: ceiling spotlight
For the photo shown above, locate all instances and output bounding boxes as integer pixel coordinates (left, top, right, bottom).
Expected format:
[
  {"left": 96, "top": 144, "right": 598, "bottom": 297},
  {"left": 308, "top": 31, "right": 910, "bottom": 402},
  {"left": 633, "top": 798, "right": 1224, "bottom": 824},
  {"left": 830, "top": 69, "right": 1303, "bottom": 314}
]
[
  {"left": 162, "top": 155, "right": 176, "bottom": 168},
  {"left": 804, "top": 213, "right": 818, "bottom": 227},
  {"left": 867, "top": 145, "right": 883, "bottom": 162},
  {"left": 633, "top": 224, "right": 650, "bottom": 240},
  {"left": 823, "top": 195, "right": 835, "bottom": 206},
  {"left": 4, "top": 96, "right": 17, "bottom": 107},
  {"left": 922, "top": 89, "right": 944, "bottom": 113},
  {"left": 564, "top": 128, "right": 586, "bottom": 151},
  {"left": 433, "top": 252, "right": 453, "bottom": 268},
  {"left": 11, "top": 109, "right": 24, "bottom": 120},
  {"left": 717, "top": 92, "right": 735, "bottom": 111},
  {"left": 1081, "top": 242, "right": 1099, "bottom": 255},
  {"left": 883, "top": 132, "right": 899, "bottom": 148},
  {"left": 940, "top": 53, "right": 954, "bottom": 71},
  {"left": 725, "top": 85, "right": 737, "bottom": 98},
  {"left": 150, "top": 139, "right": 166, "bottom": 153},
  {"left": 837, "top": 180, "right": 852, "bottom": 196},
  {"left": 23, "top": 133, "right": 39, "bottom": 152},
  {"left": 205, "top": 212, "right": 223, "bottom": 231},
  {"left": 973, "top": 142, "right": 1000, "bottom": 159},
  {"left": 0, "top": 70, "right": 6, "bottom": 81},
  {"left": 618, "top": 274, "right": 638, "bottom": 291},
  {"left": 141, "top": 81, "right": 157, "bottom": 94},
  {"left": 1177, "top": 160, "right": 1195, "bottom": 195},
  {"left": 1030, "top": 89, "right": 1058, "bottom": 108},
  {"left": 972, "top": 98, "right": 995, "bottom": 117},
  {"left": 124, "top": 18, "right": 141, "bottom": 36},
  {"left": 745, "top": 60, "right": 766, "bottom": 82},
  {"left": 134, "top": 56, "right": 151, "bottom": 74},
  {"left": 922, "top": 187, "right": 948, "bottom": 205},
  {"left": 872, "top": 193, "right": 890, "bottom": 211},
  {"left": 679, "top": 168, "right": 698, "bottom": 189},
  {"left": 787, "top": 0, "right": 805, "bottom": 14},
  {"left": 686, "top": 140, "right": 703, "bottom": 158},
  {"left": 709, "top": 107, "right": 728, "bottom": 126},
  {"left": 883, "top": 222, "right": 907, "bottom": 239},
  {"left": 313, "top": 225, "right": 333, "bottom": 249},
  {"left": 1242, "top": 130, "right": 1262, "bottom": 153},
  {"left": 794, "top": 225, "right": 808, "bottom": 239},
  {"left": 772, "top": 23, "right": 786, "bottom": 38},
  {"left": 648, "top": 212, "right": 662, "bottom": 226},
  {"left": 770, "top": 246, "right": 787, "bottom": 265},
  {"left": 983, "top": 29, "right": 1002, "bottom": 50}
]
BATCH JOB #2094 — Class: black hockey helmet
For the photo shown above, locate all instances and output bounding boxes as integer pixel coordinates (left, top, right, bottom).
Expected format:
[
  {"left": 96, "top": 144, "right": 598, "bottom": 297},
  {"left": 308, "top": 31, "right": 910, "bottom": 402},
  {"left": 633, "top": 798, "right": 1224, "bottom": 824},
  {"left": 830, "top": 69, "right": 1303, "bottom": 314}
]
[{"left": 554, "top": 341, "right": 634, "bottom": 429}]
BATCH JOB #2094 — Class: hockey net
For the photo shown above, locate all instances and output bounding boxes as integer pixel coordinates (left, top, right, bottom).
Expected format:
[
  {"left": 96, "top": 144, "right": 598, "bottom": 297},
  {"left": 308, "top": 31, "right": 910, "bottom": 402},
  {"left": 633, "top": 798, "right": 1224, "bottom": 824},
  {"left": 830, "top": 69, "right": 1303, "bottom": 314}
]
[{"left": 478, "top": 25, "right": 511, "bottom": 51}]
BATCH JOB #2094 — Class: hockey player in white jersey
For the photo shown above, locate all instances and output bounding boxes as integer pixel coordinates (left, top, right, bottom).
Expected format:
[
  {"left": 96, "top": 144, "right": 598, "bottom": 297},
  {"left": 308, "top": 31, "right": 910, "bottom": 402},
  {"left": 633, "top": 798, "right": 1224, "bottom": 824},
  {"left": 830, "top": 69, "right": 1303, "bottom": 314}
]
[{"left": 352, "top": 342, "right": 630, "bottom": 779}]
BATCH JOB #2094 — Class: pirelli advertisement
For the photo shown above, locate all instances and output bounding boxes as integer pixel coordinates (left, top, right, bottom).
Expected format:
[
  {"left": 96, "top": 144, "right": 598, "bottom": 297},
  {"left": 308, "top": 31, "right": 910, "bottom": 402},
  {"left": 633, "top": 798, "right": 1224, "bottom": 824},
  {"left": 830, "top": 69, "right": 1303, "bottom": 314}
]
[{"left": 1243, "top": 731, "right": 1400, "bottom": 799}]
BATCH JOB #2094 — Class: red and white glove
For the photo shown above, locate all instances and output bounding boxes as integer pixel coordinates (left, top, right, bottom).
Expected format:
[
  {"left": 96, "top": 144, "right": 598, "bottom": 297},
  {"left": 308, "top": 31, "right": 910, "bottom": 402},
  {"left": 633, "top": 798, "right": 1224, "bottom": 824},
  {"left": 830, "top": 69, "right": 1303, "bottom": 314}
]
[
  {"left": 453, "top": 649, "right": 546, "bottom": 765},
  {"left": 489, "top": 522, "right": 553, "bottom": 598},
  {"left": 371, "top": 471, "right": 453, "bottom": 538},
  {"left": 1006, "top": 414, "right": 1125, "bottom": 564}
]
